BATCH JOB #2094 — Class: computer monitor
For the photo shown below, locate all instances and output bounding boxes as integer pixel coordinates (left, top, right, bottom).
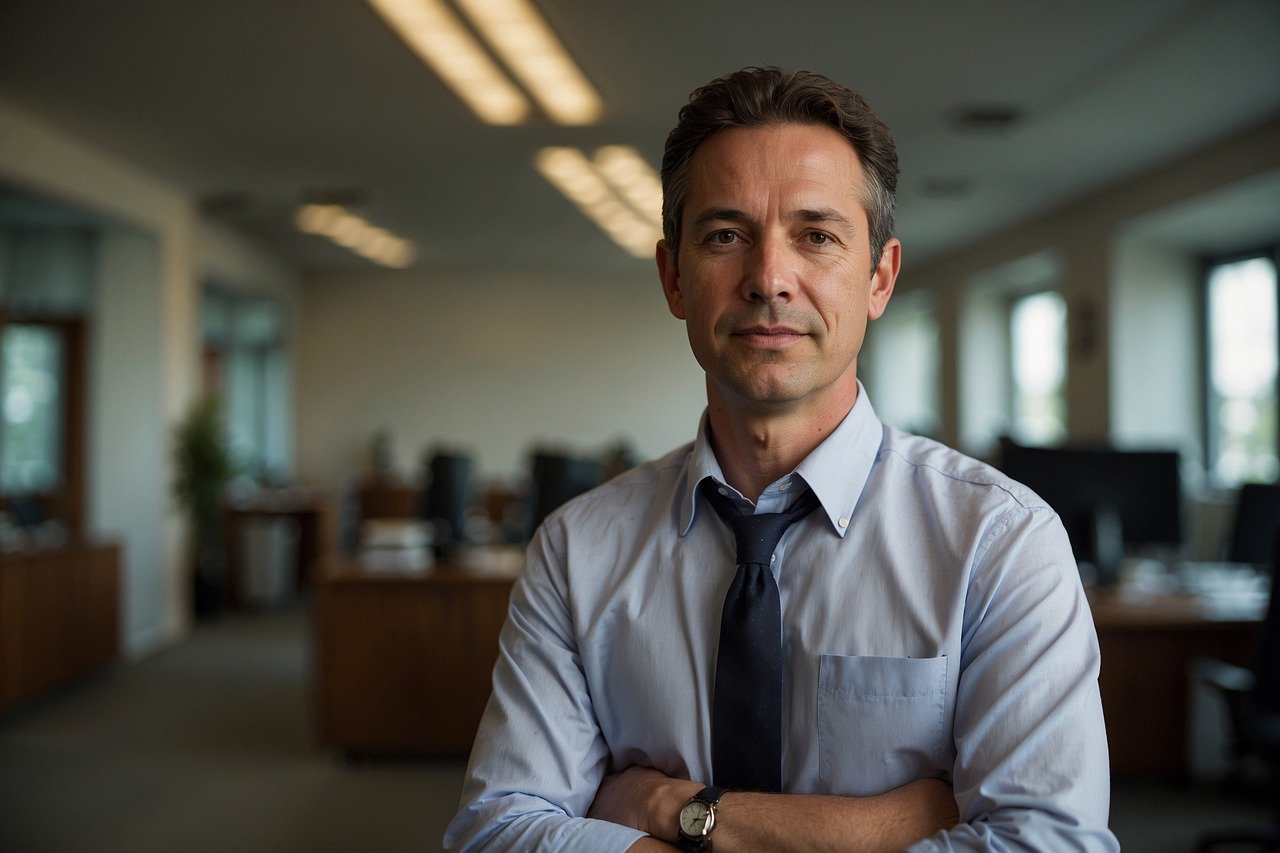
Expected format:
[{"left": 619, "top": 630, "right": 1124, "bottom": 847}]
[
  {"left": 997, "top": 439, "right": 1183, "bottom": 585},
  {"left": 418, "top": 452, "right": 474, "bottom": 557},
  {"left": 526, "top": 452, "right": 603, "bottom": 537}
]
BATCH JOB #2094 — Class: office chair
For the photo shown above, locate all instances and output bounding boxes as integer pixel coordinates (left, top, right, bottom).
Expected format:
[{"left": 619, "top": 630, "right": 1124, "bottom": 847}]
[
  {"left": 1196, "top": 527, "right": 1280, "bottom": 852},
  {"left": 1228, "top": 483, "right": 1280, "bottom": 566}
]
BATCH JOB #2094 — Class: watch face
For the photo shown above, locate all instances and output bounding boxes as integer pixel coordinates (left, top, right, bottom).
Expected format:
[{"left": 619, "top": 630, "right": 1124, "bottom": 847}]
[{"left": 679, "top": 801, "right": 711, "bottom": 837}]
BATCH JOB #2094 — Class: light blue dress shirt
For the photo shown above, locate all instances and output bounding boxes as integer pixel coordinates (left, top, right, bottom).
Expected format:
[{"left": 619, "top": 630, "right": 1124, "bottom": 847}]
[{"left": 445, "top": 388, "right": 1118, "bottom": 851}]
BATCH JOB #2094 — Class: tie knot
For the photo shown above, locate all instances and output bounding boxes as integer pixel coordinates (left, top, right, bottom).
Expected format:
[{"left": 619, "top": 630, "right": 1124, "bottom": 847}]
[{"left": 701, "top": 480, "right": 820, "bottom": 566}]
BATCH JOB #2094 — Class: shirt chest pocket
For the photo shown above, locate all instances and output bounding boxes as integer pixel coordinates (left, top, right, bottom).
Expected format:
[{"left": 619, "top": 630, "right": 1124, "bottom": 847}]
[{"left": 817, "top": 653, "right": 949, "bottom": 793}]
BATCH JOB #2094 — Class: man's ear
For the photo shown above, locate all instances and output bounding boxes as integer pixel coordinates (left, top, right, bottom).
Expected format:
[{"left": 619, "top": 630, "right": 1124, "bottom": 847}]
[
  {"left": 866, "top": 237, "right": 901, "bottom": 322},
  {"left": 657, "top": 239, "right": 686, "bottom": 320}
]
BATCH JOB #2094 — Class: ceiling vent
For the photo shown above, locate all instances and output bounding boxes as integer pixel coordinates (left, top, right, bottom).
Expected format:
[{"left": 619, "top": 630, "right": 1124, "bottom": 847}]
[
  {"left": 951, "top": 105, "right": 1024, "bottom": 134},
  {"left": 199, "top": 192, "right": 256, "bottom": 216},
  {"left": 921, "top": 177, "right": 973, "bottom": 199}
]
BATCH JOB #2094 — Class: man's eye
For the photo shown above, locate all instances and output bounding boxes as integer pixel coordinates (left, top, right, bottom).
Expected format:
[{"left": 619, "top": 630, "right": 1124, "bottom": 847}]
[
  {"left": 708, "top": 231, "right": 738, "bottom": 245},
  {"left": 806, "top": 232, "right": 831, "bottom": 245}
]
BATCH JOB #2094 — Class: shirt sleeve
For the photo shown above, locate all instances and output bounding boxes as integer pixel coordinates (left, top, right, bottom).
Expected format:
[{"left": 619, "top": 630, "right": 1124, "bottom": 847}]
[
  {"left": 908, "top": 505, "right": 1120, "bottom": 852},
  {"left": 443, "top": 519, "right": 647, "bottom": 852}
]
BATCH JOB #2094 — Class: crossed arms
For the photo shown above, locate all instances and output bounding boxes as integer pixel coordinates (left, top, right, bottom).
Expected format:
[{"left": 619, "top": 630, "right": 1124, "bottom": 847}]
[{"left": 444, "top": 507, "right": 1117, "bottom": 851}]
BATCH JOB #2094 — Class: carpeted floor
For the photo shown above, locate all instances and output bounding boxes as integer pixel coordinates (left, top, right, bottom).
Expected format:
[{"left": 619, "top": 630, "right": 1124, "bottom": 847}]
[{"left": 0, "top": 604, "right": 1272, "bottom": 851}]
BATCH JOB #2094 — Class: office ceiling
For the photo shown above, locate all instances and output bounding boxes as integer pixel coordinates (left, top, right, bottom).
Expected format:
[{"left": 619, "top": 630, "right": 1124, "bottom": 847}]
[{"left": 0, "top": 0, "right": 1278, "bottom": 277}]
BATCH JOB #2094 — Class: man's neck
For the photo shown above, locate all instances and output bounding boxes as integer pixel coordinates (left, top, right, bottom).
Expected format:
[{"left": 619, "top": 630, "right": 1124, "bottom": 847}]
[{"left": 706, "top": 382, "right": 858, "bottom": 503}]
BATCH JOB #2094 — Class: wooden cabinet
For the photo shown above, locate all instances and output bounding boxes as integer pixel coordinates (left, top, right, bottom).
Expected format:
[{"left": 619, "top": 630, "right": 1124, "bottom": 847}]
[
  {"left": 314, "top": 554, "right": 518, "bottom": 758},
  {"left": 0, "top": 541, "right": 121, "bottom": 713}
]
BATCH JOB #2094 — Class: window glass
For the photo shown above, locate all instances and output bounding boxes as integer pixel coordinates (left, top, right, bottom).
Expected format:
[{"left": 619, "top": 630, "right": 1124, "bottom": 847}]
[
  {"left": 0, "top": 324, "right": 64, "bottom": 493},
  {"left": 867, "top": 291, "right": 940, "bottom": 437},
  {"left": 1207, "top": 256, "right": 1278, "bottom": 486},
  {"left": 1010, "top": 291, "right": 1067, "bottom": 446},
  {"left": 202, "top": 288, "right": 289, "bottom": 481}
]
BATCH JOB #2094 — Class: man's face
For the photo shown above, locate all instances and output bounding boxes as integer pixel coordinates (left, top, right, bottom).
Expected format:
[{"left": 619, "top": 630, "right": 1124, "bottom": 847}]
[{"left": 657, "top": 123, "right": 900, "bottom": 416}]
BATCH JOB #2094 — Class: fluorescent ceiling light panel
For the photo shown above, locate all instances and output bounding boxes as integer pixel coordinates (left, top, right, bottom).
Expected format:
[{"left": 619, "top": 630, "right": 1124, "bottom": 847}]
[
  {"left": 536, "top": 146, "right": 662, "bottom": 258},
  {"left": 593, "top": 145, "right": 662, "bottom": 224},
  {"left": 453, "top": 0, "right": 602, "bottom": 125},
  {"left": 366, "top": 0, "right": 530, "bottom": 125},
  {"left": 296, "top": 204, "right": 417, "bottom": 268}
]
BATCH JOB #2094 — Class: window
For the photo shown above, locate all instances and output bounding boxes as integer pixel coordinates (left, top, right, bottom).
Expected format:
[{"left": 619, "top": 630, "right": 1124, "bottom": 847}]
[
  {"left": 0, "top": 323, "right": 64, "bottom": 493},
  {"left": 0, "top": 317, "right": 86, "bottom": 529},
  {"left": 865, "top": 290, "right": 940, "bottom": 437},
  {"left": 1205, "top": 253, "right": 1279, "bottom": 486},
  {"left": 1009, "top": 291, "right": 1067, "bottom": 446},
  {"left": 202, "top": 288, "right": 290, "bottom": 481}
]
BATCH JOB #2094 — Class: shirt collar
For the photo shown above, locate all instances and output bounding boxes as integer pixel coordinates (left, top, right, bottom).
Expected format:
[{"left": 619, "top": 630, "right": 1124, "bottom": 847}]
[{"left": 677, "top": 381, "right": 884, "bottom": 538}]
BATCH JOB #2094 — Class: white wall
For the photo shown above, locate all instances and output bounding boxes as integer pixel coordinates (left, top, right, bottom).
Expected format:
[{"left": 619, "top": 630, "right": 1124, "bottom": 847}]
[
  {"left": 92, "top": 228, "right": 172, "bottom": 653},
  {"left": 1109, "top": 238, "right": 1200, "bottom": 455},
  {"left": 296, "top": 266, "right": 705, "bottom": 489}
]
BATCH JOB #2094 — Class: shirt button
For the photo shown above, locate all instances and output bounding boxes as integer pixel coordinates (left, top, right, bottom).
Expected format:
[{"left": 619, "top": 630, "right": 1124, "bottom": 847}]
[
  {"left": 770, "top": 554, "right": 776, "bottom": 563},
  {"left": 778, "top": 482, "right": 791, "bottom": 492},
  {"left": 838, "top": 517, "right": 848, "bottom": 528},
  {"left": 718, "top": 487, "right": 728, "bottom": 496}
]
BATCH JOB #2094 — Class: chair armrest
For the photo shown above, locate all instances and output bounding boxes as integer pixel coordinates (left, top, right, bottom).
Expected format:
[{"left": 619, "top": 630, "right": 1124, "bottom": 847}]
[{"left": 1190, "top": 656, "right": 1255, "bottom": 696}]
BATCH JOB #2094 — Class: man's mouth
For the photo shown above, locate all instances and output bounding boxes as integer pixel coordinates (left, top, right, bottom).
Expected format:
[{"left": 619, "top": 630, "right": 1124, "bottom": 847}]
[{"left": 733, "top": 326, "right": 806, "bottom": 348}]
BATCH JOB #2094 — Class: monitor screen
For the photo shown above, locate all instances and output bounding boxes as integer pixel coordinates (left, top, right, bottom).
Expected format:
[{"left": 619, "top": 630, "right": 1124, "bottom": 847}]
[
  {"left": 527, "top": 452, "right": 603, "bottom": 536},
  {"left": 997, "top": 440, "right": 1183, "bottom": 562},
  {"left": 418, "top": 452, "right": 474, "bottom": 551}
]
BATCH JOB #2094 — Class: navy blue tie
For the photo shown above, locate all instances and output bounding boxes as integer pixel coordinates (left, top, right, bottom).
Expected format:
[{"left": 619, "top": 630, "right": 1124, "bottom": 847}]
[{"left": 701, "top": 479, "right": 820, "bottom": 792}]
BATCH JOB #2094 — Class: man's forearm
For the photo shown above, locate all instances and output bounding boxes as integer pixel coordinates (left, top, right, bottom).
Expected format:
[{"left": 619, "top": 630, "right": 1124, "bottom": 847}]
[{"left": 597, "top": 767, "right": 957, "bottom": 853}]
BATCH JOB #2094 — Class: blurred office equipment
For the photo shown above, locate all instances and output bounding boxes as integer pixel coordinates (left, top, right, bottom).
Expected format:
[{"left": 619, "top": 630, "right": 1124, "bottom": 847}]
[
  {"left": 356, "top": 517, "right": 432, "bottom": 572},
  {"left": 238, "top": 515, "right": 299, "bottom": 608},
  {"left": 1194, "top": 530, "right": 1280, "bottom": 851},
  {"left": 418, "top": 451, "right": 474, "bottom": 558},
  {"left": 223, "top": 488, "right": 330, "bottom": 608},
  {"left": 526, "top": 450, "right": 603, "bottom": 537},
  {"left": 998, "top": 438, "right": 1183, "bottom": 586}
]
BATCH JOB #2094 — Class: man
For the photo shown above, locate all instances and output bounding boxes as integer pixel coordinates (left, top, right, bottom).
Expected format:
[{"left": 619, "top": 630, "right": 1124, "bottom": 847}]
[{"left": 446, "top": 67, "right": 1118, "bottom": 851}]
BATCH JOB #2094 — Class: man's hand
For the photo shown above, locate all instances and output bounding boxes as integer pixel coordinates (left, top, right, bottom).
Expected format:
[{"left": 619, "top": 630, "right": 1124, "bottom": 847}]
[
  {"left": 590, "top": 766, "right": 959, "bottom": 852},
  {"left": 587, "top": 765, "right": 700, "bottom": 841}
]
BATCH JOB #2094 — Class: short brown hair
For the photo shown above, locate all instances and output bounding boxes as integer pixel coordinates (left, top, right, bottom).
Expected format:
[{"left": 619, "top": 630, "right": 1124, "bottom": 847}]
[{"left": 660, "top": 66, "right": 899, "bottom": 268}]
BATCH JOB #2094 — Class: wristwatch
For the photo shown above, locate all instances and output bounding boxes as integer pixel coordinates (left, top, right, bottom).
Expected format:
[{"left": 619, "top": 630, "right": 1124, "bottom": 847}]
[{"left": 677, "top": 785, "right": 726, "bottom": 851}]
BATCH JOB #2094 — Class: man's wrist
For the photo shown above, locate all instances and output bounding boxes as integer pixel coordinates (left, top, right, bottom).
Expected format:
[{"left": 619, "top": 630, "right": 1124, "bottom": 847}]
[{"left": 649, "top": 777, "right": 703, "bottom": 842}]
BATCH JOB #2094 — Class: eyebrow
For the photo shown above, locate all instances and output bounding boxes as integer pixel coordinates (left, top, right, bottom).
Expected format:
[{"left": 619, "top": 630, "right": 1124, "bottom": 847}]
[
  {"left": 689, "top": 208, "right": 749, "bottom": 229},
  {"left": 795, "top": 207, "right": 856, "bottom": 228},
  {"left": 688, "top": 207, "right": 857, "bottom": 230}
]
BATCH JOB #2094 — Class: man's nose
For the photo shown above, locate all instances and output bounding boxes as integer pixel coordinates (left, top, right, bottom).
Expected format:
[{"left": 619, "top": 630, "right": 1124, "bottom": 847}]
[{"left": 740, "top": 234, "right": 794, "bottom": 303}]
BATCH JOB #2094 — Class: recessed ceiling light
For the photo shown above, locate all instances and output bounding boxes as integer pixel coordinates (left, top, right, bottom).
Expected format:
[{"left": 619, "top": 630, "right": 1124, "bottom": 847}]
[
  {"left": 536, "top": 147, "right": 661, "bottom": 258},
  {"left": 593, "top": 146, "right": 662, "bottom": 224},
  {"left": 365, "top": 0, "right": 530, "bottom": 125},
  {"left": 366, "top": 0, "right": 601, "bottom": 126},
  {"left": 453, "top": 0, "right": 602, "bottom": 125},
  {"left": 296, "top": 204, "right": 416, "bottom": 268}
]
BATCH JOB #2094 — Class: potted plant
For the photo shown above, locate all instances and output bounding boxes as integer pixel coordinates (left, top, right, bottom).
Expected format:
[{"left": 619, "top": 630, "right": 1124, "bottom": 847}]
[{"left": 173, "top": 394, "right": 235, "bottom": 617}]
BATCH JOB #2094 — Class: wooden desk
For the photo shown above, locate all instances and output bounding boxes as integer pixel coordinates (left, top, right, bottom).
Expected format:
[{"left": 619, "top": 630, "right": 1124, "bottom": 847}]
[
  {"left": 0, "top": 539, "right": 120, "bottom": 713},
  {"left": 1090, "top": 591, "right": 1260, "bottom": 777},
  {"left": 314, "top": 552, "right": 520, "bottom": 758}
]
